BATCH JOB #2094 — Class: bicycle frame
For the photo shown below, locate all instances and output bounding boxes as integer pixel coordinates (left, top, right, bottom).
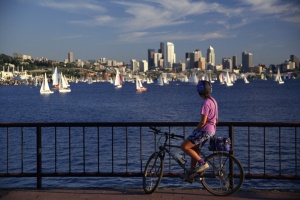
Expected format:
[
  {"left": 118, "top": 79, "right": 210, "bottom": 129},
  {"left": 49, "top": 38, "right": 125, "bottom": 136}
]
[{"left": 158, "top": 144, "right": 189, "bottom": 172}]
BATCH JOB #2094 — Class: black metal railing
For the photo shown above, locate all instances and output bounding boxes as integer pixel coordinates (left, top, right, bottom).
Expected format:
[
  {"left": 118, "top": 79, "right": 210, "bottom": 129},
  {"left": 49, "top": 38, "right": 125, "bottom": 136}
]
[{"left": 0, "top": 122, "right": 299, "bottom": 189}]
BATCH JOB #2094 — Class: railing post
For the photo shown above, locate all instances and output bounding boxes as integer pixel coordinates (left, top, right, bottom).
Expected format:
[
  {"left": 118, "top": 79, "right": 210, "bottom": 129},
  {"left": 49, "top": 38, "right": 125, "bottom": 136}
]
[
  {"left": 229, "top": 125, "right": 234, "bottom": 189},
  {"left": 36, "top": 126, "right": 42, "bottom": 189},
  {"left": 229, "top": 125, "right": 234, "bottom": 155}
]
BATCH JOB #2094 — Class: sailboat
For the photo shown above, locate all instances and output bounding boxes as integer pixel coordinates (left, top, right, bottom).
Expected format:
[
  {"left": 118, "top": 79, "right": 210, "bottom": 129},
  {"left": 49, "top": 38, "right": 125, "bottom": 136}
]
[
  {"left": 275, "top": 69, "right": 284, "bottom": 84},
  {"left": 59, "top": 72, "right": 71, "bottom": 93},
  {"left": 157, "top": 74, "right": 164, "bottom": 86},
  {"left": 209, "top": 71, "right": 215, "bottom": 83},
  {"left": 136, "top": 78, "right": 147, "bottom": 92},
  {"left": 244, "top": 76, "right": 249, "bottom": 84},
  {"left": 225, "top": 71, "right": 233, "bottom": 86},
  {"left": 40, "top": 73, "right": 54, "bottom": 94},
  {"left": 219, "top": 73, "right": 225, "bottom": 84},
  {"left": 52, "top": 67, "right": 59, "bottom": 89},
  {"left": 114, "top": 69, "right": 122, "bottom": 88},
  {"left": 163, "top": 73, "right": 169, "bottom": 84}
]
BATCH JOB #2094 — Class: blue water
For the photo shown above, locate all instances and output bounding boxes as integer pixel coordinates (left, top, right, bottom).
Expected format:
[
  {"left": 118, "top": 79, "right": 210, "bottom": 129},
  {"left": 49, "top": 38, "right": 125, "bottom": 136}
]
[{"left": 1, "top": 78, "right": 300, "bottom": 190}]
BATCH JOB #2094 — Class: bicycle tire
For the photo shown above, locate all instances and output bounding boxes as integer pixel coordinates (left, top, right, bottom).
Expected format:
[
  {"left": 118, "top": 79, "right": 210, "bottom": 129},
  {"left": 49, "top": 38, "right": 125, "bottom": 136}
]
[
  {"left": 143, "top": 152, "right": 164, "bottom": 194},
  {"left": 201, "top": 152, "right": 244, "bottom": 196}
]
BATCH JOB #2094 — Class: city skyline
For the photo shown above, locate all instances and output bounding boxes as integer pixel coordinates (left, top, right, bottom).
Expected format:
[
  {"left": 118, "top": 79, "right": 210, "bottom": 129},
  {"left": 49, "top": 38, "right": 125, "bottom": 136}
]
[{"left": 1, "top": 0, "right": 300, "bottom": 66}]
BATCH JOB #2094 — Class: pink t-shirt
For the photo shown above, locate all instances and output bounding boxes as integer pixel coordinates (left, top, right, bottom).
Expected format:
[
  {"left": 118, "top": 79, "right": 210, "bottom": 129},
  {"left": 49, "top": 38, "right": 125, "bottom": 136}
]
[{"left": 200, "top": 97, "right": 218, "bottom": 133}]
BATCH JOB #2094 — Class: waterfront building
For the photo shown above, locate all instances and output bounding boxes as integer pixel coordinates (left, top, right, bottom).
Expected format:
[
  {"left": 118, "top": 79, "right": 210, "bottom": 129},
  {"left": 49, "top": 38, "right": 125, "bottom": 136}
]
[
  {"left": 139, "top": 60, "right": 148, "bottom": 72},
  {"left": 215, "top": 64, "right": 223, "bottom": 71},
  {"left": 159, "top": 42, "right": 164, "bottom": 59},
  {"left": 68, "top": 52, "right": 74, "bottom": 63},
  {"left": 199, "top": 57, "right": 206, "bottom": 70},
  {"left": 131, "top": 59, "right": 139, "bottom": 72},
  {"left": 148, "top": 49, "right": 155, "bottom": 68},
  {"left": 206, "top": 46, "right": 215, "bottom": 66},
  {"left": 242, "top": 51, "right": 253, "bottom": 72},
  {"left": 185, "top": 52, "right": 193, "bottom": 68},
  {"left": 173, "top": 62, "right": 186, "bottom": 72},
  {"left": 100, "top": 58, "right": 107, "bottom": 64},
  {"left": 166, "top": 42, "right": 176, "bottom": 68},
  {"left": 233, "top": 56, "right": 238, "bottom": 69},
  {"left": 290, "top": 55, "right": 299, "bottom": 69},
  {"left": 13, "top": 53, "right": 31, "bottom": 60},
  {"left": 154, "top": 53, "right": 163, "bottom": 68},
  {"left": 222, "top": 58, "right": 232, "bottom": 71},
  {"left": 194, "top": 49, "right": 202, "bottom": 63}
]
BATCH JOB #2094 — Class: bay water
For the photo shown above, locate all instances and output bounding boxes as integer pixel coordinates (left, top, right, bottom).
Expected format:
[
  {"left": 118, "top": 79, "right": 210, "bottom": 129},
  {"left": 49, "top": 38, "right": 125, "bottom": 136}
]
[{"left": 0, "top": 78, "right": 300, "bottom": 190}]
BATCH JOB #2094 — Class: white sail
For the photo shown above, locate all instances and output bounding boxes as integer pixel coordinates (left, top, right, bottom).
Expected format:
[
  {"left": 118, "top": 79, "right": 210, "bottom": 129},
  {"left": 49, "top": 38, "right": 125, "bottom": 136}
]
[
  {"left": 219, "top": 73, "right": 224, "bottom": 84},
  {"left": 163, "top": 73, "right": 169, "bottom": 84},
  {"left": 244, "top": 76, "right": 249, "bottom": 84},
  {"left": 59, "top": 72, "right": 71, "bottom": 92},
  {"left": 276, "top": 69, "right": 284, "bottom": 84},
  {"left": 52, "top": 67, "right": 59, "bottom": 87},
  {"left": 136, "top": 78, "right": 147, "bottom": 92},
  {"left": 114, "top": 69, "right": 122, "bottom": 88},
  {"left": 209, "top": 71, "right": 215, "bottom": 83},
  {"left": 157, "top": 75, "right": 163, "bottom": 86},
  {"left": 226, "top": 71, "right": 233, "bottom": 86},
  {"left": 40, "top": 73, "right": 54, "bottom": 94}
]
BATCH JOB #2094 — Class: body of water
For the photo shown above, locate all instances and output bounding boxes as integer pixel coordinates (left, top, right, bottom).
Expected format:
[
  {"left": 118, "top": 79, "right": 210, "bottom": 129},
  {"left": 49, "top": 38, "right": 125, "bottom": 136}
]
[{"left": 1, "top": 78, "right": 300, "bottom": 190}]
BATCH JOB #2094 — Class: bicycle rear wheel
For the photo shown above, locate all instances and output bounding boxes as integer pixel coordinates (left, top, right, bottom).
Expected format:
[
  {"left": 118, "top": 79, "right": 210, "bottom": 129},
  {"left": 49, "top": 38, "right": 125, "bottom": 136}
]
[
  {"left": 201, "top": 152, "right": 244, "bottom": 196},
  {"left": 143, "top": 152, "right": 164, "bottom": 194}
]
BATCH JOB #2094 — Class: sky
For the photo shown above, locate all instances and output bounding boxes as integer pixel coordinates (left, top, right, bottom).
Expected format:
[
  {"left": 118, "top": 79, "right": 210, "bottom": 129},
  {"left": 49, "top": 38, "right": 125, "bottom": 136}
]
[{"left": 1, "top": 0, "right": 300, "bottom": 66}]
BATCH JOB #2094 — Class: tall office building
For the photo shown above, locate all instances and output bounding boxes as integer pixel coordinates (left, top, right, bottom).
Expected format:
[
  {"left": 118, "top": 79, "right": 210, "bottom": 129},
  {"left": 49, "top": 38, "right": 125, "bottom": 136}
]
[
  {"left": 242, "top": 51, "right": 253, "bottom": 72},
  {"left": 154, "top": 53, "right": 163, "bottom": 68},
  {"left": 139, "top": 60, "right": 148, "bottom": 72},
  {"left": 159, "top": 42, "right": 164, "bottom": 59},
  {"left": 194, "top": 49, "right": 202, "bottom": 62},
  {"left": 68, "top": 52, "right": 74, "bottom": 63},
  {"left": 222, "top": 58, "right": 232, "bottom": 71},
  {"left": 147, "top": 49, "right": 155, "bottom": 68},
  {"left": 131, "top": 59, "right": 139, "bottom": 72},
  {"left": 232, "top": 56, "right": 238, "bottom": 69},
  {"left": 290, "top": 55, "right": 299, "bottom": 69},
  {"left": 194, "top": 49, "right": 202, "bottom": 68},
  {"left": 206, "top": 46, "right": 215, "bottom": 66},
  {"left": 166, "top": 42, "right": 175, "bottom": 68}
]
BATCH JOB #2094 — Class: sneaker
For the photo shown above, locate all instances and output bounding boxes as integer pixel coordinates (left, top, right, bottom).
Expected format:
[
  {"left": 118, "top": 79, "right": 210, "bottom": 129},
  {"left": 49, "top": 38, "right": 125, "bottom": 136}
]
[{"left": 194, "top": 163, "right": 209, "bottom": 173}]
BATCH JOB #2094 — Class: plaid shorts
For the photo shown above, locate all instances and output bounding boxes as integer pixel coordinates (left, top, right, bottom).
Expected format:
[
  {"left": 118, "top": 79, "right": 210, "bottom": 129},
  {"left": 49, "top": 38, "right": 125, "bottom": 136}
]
[{"left": 188, "top": 129, "right": 215, "bottom": 147}]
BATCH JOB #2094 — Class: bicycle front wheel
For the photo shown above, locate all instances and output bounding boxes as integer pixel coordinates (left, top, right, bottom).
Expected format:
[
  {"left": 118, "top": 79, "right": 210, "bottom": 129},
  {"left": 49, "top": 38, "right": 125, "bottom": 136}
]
[
  {"left": 201, "top": 152, "right": 244, "bottom": 196},
  {"left": 143, "top": 152, "right": 164, "bottom": 194}
]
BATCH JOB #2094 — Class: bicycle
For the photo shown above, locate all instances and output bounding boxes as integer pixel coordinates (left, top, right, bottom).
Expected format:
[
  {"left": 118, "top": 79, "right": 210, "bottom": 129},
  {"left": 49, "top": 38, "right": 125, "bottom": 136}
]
[{"left": 143, "top": 127, "right": 244, "bottom": 196}]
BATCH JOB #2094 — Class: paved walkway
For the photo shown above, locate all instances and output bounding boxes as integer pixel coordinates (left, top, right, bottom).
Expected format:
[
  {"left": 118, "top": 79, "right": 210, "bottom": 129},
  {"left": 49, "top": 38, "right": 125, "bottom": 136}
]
[{"left": 0, "top": 189, "right": 299, "bottom": 200}]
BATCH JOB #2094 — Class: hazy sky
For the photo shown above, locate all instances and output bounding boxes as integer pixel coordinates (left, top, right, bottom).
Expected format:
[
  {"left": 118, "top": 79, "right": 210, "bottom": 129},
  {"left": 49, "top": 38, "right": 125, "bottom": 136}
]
[{"left": 1, "top": 0, "right": 299, "bottom": 66}]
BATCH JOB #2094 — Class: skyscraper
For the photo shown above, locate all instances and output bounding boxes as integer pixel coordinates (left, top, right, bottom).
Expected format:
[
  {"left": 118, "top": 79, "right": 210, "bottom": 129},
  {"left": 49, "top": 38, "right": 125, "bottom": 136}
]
[
  {"left": 242, "top": 51, "right": 253, "bottom": 72},
  {"left": 206, "top": 46, "right": 215, "bottom": 66},
  {"left": 159, "top": 42, "right": 164, "bottom": 59},
  {"left": 166, "top": 42, "right": 175, "bottom": 68},
  {"left": 222, "top": 58, "right": 232, "bottom": 71},
  {"left": 290, "top": 55, "right": 299, "bottom": 69},
  {"left": 232, "top": 56, "right": 238, "bottom": 69},
  {"left": 68, "top": 52, "right": 73, "bottom": 63},
  {"left": 147, "top": 49, "right": 155, "bottom": 68},
  {"left": 131, "top": 59, "right": 139, "bottom": 72}
]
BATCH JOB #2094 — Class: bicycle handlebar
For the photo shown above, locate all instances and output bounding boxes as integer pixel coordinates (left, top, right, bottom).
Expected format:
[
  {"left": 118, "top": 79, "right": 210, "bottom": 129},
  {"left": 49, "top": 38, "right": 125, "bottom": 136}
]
[{"left": 149, "top": 126, "right": 185, "bottom": 139}]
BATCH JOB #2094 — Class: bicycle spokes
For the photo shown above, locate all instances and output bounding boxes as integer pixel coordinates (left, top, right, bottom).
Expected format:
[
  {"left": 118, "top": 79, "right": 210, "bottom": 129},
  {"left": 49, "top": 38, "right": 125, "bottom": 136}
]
[{"left": 201, "top": 152, "right": 244, "bottom": 196}]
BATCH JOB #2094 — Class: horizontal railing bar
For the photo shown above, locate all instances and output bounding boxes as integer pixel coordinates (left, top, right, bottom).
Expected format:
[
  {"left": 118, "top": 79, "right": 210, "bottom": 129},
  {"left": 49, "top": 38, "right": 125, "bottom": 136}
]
[
  {"left": 0, "top": 122, "right": 299, "bottom": 128},
  {"left": 1, "top": 173, "right": 299, "bottom": 180}
]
